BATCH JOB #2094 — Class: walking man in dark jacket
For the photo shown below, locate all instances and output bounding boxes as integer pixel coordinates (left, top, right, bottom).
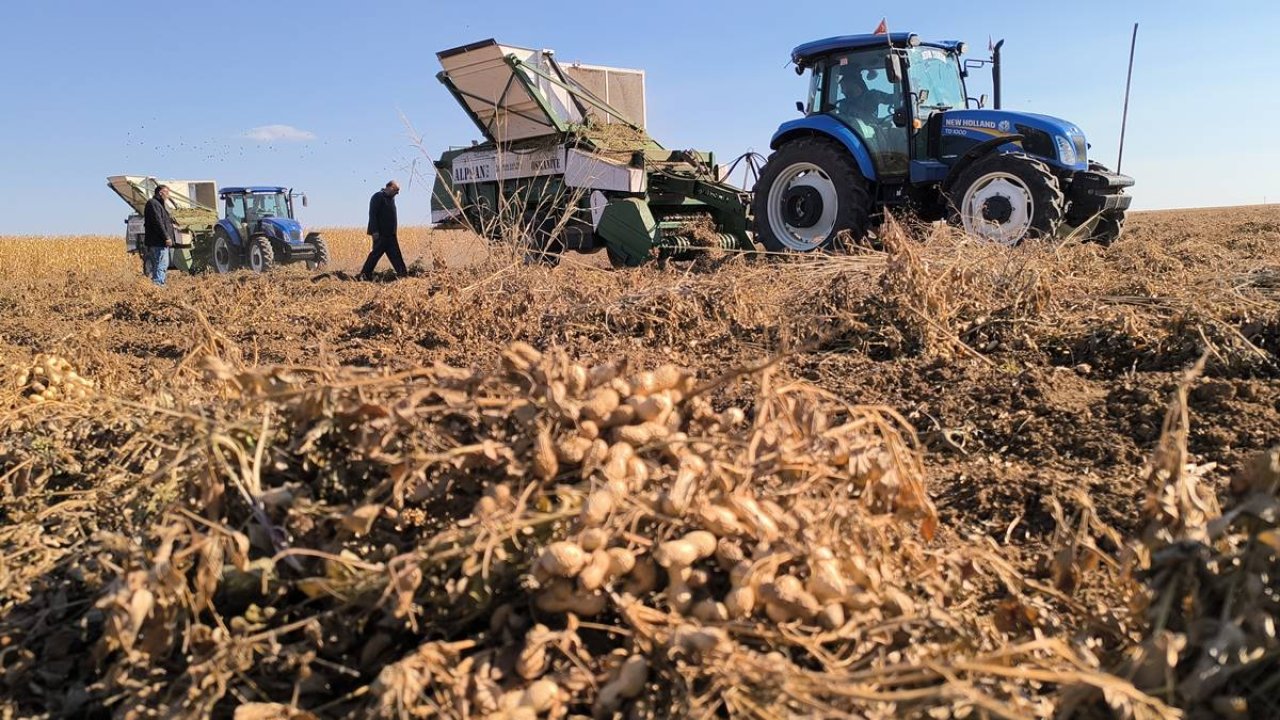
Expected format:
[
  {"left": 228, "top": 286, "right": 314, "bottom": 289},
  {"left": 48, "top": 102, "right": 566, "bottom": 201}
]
[
  {"left": 143, "top": 185, "right": 177, "bottom": 286},
  {"left": 360, "top": 180, "right": 407, "bottom": 279}
]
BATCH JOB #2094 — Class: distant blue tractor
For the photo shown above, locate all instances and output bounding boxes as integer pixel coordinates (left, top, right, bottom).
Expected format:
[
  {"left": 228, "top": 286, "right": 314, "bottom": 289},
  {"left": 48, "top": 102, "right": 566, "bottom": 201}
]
[
  {"left": 210, "top": 186, "right": 329, "bottom": 273},
  {"left": 754, "top": 33, "right": 1134, "bottom": 249}
]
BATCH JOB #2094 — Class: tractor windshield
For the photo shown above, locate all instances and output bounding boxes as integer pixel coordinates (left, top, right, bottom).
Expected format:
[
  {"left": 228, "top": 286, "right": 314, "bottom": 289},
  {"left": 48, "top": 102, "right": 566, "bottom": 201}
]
[
  {"left": 248, "top": 192, "right": 291, "bottom": 220},
  {"left": 907, "top": 47, "right": 966, "bottom": 115}
]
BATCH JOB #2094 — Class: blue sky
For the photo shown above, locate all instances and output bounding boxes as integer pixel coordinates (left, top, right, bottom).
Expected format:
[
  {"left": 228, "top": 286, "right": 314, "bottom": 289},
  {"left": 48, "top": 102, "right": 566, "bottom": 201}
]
[{"left": 0, "top": 0, "right": 1276, "bottom": 235}]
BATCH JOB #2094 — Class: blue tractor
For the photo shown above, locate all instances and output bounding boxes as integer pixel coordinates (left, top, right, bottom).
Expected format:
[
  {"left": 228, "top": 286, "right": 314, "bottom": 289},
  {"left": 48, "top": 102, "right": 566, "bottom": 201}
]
[
  {"left": 210, "top": 186, "right": 329, "bottom": 273},
  {"left": 753, "top": 33, "right": 1133, "bottom": 249}
]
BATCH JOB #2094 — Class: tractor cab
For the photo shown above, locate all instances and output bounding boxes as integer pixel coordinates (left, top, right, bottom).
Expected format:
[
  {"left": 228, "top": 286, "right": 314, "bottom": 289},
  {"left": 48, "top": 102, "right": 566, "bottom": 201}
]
[
  {"left": 795, "top": 35, "right": 970, "bottom": 179},
  {"left": 210, "top": 187, "right": 328, "bottom": 273},
  {"left": 223, "top": 187, "right": 299, "bottom": 241},
  {"left": 755, "top": 32, "right": 1133, "bottom": 250}
]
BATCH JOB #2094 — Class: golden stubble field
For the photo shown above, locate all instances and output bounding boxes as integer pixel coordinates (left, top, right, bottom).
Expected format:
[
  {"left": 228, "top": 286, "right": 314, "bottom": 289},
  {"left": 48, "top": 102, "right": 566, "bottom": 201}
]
[
  {"left": 0, "top": 227, "right": 488, "bottom": 282},
  {"left": 1, "top": 207, "right": 1278, "bottom": 719}
]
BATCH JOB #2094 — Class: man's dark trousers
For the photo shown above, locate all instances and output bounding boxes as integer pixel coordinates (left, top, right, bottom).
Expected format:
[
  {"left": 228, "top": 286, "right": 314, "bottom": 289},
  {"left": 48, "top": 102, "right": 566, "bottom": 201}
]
[{"left": 360, "top": 234, "right": 407, "bottom": 278}]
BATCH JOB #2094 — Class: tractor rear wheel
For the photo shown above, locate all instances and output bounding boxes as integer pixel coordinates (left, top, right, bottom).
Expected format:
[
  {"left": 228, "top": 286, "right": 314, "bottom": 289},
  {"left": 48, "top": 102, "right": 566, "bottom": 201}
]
[
  {"left": 248, "top": 236, "right": 276, "bottom": 273},
  {"left": 752, "top": 136, "right": 871, "bottom": 252},
  {"left": 211, "top": 229, "right": 238, "bottom": 274},
  {"left": 949, "top": 152, "right": 1064, "bottom": 245},
  {"left": 306, "top": 237, "right": 330, "bottom": 270}
]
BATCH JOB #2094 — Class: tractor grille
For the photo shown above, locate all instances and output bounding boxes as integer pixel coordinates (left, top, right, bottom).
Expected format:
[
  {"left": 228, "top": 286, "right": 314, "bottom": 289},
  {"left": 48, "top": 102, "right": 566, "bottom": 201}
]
[{"left": 1073, "top": 135, "right": 1088, "bottom": 164}]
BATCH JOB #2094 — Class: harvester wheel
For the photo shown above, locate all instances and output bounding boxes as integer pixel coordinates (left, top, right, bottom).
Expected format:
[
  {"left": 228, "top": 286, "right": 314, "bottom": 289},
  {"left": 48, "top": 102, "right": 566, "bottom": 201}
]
[
  {"left": 522, "top": 214, "right": 563, "bottom": 266},
  {"left": 211, "top": 230, "right": 238, "bottom": 274},
  {"left": 1090, "top": 211, "right": 1126, "bottom": 246},
  {"left": 752, "top": 136, "right": 871, "bottom": 253},
  {"left": 949, "top": 152, "right": 1064, "bottom": 245},
  {"left": 307, "top": 237, "right": 330, "bottom": 270},
  {"left": 248, "top": 236, "right": 276, "bottom": 273}
]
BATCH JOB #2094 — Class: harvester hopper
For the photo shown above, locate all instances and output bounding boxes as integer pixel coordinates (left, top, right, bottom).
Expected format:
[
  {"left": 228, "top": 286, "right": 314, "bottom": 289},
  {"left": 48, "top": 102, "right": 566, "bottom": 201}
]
[{"left": 437, "top": 39, "right": 645, "bottom": 143}]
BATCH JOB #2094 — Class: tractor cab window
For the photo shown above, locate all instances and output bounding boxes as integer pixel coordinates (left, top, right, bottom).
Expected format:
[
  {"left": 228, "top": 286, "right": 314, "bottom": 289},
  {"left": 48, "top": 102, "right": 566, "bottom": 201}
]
[
  {"left": 906, "top": 47, "right": 966, "bottom": 119},
  {"left": 805, "top": 65, "right": 826, "bottom": 114},
  {"left": 824, "top": 50, "right": 909, "bottom": 176},
  {"left": 226, "top": 195, "right": 247, "bottom": 226},
  {"left": 250, "top": 193, "right": 290, "bottom": 220}
]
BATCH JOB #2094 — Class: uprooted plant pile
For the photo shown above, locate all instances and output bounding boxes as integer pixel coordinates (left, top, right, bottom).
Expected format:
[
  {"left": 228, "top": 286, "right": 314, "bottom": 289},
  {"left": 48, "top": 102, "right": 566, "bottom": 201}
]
[{"left": 8, "top": 339, "right": 1235, "bottom": 719}]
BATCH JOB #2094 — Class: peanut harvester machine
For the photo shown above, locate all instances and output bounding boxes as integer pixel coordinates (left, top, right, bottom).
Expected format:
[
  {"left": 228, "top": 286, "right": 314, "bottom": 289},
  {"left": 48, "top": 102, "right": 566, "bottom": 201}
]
[
  {"left": 107, "top": 175, "right": 219, "bottom": 274},
  {"left": 429, "top": 39, "right": 753, "bottom": 266}
]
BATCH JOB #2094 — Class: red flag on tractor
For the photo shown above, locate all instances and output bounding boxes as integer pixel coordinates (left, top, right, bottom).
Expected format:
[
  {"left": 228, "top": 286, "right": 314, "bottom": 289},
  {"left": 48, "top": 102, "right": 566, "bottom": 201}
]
[{"left": 873, "top": 18, "right": 888, "bottom": 35}]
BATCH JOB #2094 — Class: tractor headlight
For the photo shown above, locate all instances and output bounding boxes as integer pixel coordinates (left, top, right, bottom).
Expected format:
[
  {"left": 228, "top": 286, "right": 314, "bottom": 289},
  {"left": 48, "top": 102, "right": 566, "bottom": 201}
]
[{"left": 1055, "top": 135, "right": 1078, "bottom": 166}]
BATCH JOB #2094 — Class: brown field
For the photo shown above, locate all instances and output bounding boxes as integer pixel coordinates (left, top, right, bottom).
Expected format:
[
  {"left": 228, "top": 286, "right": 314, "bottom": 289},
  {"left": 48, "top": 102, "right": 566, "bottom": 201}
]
[{"left": 1, "top": 207, "right": 1278, "bottom": 719}]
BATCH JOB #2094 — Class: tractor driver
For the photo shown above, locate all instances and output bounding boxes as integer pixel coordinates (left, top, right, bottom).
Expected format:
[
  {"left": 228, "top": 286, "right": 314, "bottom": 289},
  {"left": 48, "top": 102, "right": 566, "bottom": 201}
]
[{"left": 835, "top": 65, "right": 897, "bottom": 126}]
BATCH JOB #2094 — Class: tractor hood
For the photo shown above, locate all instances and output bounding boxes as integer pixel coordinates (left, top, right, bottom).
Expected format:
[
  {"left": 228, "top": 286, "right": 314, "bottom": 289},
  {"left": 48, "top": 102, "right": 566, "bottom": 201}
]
[
  {"left": 937, "top": 109, "right": 1089, "bottom": 171},
  {"left": 261, "top": 217, "right": 305, "bottom": 244}
]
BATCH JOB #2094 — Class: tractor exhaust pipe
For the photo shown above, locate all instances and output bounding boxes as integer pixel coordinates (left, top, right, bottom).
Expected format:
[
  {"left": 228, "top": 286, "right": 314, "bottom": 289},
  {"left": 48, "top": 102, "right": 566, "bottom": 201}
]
[{"left": 991, "top": 39, "right": 1005, "bottom": 110}]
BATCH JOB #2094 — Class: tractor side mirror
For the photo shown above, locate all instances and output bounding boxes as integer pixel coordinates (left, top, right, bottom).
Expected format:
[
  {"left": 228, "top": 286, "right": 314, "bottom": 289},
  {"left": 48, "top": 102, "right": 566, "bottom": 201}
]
[
  {"left": 796, "top": 100, "right": 805, "bottom": 114},
  {"left": 916, "top": 89, "right": 929, "bottom": 105},
  {"left": 892, "top": 108, "right": 908, "bottom": 128},
  {"left": 979, "top": 93, "right": 988, "bottom": 109},
  {"left": 301, "top": 194, "right": 309, "bottom": 208},
  {"left": 884, "top": 53, "right": 903, "bottom": 84}
]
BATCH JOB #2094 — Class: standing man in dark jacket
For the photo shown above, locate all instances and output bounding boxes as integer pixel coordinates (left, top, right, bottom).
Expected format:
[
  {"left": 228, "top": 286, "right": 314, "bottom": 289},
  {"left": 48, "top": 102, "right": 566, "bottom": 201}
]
[
  {"left": 360, "top": 180, "right": 407, "bottom": 279},
  {"left": 143, "top": 185, "right": 177, "bottom": 286}
]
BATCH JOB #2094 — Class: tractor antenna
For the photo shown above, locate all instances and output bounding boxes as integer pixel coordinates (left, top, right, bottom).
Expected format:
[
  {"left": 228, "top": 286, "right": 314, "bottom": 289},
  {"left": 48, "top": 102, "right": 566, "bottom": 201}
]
[{"left": 1116, "top": 23, "right": 1139, "bottom": 174}]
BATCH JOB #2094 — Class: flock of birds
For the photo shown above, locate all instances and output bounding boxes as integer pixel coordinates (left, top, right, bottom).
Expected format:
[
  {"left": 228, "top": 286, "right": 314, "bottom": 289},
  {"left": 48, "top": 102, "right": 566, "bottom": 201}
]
[
  {"left": 120, "top": 121, "right": 422, "bottom": 183},
  {"left": 117, "top": 121, "right": 428, "bottom": 216}
]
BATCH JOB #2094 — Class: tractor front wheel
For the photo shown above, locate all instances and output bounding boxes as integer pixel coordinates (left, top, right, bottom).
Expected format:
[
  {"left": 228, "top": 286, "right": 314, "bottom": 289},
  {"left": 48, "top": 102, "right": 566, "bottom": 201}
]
[
  {"left": 248, "top": 236, "right": 276, "bottom": 273},
  {"left": 1090, "top": 211, "right": 1126, "bottom": 246},
  {"left": 306, "top": 237, "right": 330, "bottom": 270},
  {"left": 211, "top": 230, "right": 239, "bottom": 274},
  {"left": 949, "top": 152, "right": 1064, "bottom": 245},
  {"left": 752, "top": 137, "right": 871, "bottom": 253}
]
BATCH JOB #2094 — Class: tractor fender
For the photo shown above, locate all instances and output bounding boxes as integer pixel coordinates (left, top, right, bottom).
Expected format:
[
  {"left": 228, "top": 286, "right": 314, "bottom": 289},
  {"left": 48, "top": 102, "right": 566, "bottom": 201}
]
[
  {"left": 940, "top": 134, "right": 1026, "bottom": 193},
  {"left": 770, "top": 116, "right": 878, "bottom": 183},
  {"left": 215, "top": 218, "right": 244, "bottom": 246}
]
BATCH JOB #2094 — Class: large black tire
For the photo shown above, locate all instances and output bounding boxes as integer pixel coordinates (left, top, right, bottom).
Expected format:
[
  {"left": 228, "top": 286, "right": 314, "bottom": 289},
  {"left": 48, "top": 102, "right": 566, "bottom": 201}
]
[
  {"left": 752, "top": 136, "right": 871, "bottom": 252},
  {"left": 247, "top": 236, "right": 276, "bottom": 273},
  {"left": 948, "top": 152, "right": 1064, "bottom": 245},
  {"left": 211, "top": 228, "right": 239, "bottom": 274},
  {"left": 1090, "top": 211, "right": 1126, "bottom": 246},
  {"left": 521, "top": 212, "right": 563, "bottom": 266},
  {"left": 307, "top": 237, "right": 330, "bottom": 270}
]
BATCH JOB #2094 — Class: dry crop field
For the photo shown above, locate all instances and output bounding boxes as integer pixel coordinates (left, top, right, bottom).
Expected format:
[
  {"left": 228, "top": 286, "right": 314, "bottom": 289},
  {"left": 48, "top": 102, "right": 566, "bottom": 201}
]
[{"left": 1, "top": 207, "right": 1278, "bottom": 719}]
